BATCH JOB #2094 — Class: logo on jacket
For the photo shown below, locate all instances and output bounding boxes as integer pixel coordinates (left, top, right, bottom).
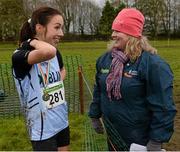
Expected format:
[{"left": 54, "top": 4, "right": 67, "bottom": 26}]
[
  {"left": 124, "top": 70, "right": 138, "bottom": 78},
  {"left": 101, "top": 68, "right": 109, "bottom": 74}
]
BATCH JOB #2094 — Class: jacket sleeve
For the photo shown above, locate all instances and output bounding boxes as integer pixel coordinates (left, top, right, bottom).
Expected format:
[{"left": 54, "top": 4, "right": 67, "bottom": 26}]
[
  {"left": 146, "top": 57, "right": 177, "bottom": 142},
  {"left": 88, "top": 58, "right": 102, "bottom": 118}
]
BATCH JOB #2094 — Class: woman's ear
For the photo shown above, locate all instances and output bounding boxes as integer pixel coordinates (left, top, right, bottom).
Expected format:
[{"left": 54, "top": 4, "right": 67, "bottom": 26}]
[
  {"left": 35, "top": 24, "right": 45, "bottom": 35},
  {"left": 35, "top": 24, "right": 45, "bottom": 40}
]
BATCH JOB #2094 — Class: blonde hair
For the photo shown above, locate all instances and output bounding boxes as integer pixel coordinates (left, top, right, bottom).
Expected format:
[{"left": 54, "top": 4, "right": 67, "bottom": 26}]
[{"left": 108, "top": 36, "right": 157, "bottom": 62}]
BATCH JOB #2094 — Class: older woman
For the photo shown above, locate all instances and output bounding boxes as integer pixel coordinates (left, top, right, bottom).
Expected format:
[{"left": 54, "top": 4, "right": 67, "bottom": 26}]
[{"left": 89, "top": 8, "right": 176, "bottom": 151}]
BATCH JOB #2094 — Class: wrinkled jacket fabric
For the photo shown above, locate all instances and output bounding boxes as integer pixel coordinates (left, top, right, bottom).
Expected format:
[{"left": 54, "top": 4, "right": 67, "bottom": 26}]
[{"left": 89, "top": 51, "right": 176, "bottom": 148}]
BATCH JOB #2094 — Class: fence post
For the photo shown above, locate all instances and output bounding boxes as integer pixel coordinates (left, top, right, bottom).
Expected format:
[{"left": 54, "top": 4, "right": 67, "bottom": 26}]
[{"left": 78, "top": 65, "right": 84, "bottom": 114}]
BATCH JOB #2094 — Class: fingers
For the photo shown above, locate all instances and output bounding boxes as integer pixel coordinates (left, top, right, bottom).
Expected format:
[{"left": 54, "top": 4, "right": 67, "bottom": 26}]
[{"left": 91, "top": 118, "right": 104, "bottom": 134}]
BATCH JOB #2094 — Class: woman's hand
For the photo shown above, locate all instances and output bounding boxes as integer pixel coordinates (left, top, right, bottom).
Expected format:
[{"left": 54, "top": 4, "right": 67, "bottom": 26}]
[
  {"left": 91, "top": 118, "right": 104, "bottom": 134},
  {"left": 146, "top": 140, "right": 162, "bottom": 151}
]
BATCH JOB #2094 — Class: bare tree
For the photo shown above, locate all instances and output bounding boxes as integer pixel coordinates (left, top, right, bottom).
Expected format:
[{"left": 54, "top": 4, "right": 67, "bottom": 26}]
[
  {"left": 160, "top": 0, "right": 172, "bottom": 37},
  {"left": 23, "top": 0, "right": 102, "bottom": 35},
  {"left": 51, "top": 0, "right": 101, "bottom": 35},
  {"left": 135, "top": 0, "right": 180, "bottom": 37},
  {"left": 135, "top": 0, "right": 165, "bottom": 37},
  {"left": 171, "top": 0, "right": 179, "bottom": 34},
  {"left": 52, "top": 0, "right": 80, "bottom": 34},
  {"left": 23, "top": 0, "right": 52, "bottom": 18},
  {"left": 87, "top": 2, "right": 102, "bottom": 34},
  {"left": 77, "top": 1, "right": 101, "bottom": 35}
]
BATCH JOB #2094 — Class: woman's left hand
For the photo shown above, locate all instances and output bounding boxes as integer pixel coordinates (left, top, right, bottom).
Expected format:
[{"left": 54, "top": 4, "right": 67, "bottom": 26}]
[
  {"left": 146, "top": 140, "right": 162, "bottom": 151},
  {"left": 91, "top": 118, "right": 104, "bottom": 134}
]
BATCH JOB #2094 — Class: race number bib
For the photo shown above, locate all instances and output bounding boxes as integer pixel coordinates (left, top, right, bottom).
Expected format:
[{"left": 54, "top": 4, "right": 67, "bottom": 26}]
[{"left": 41, "top": 81, "right": 65, "bottom": 109}]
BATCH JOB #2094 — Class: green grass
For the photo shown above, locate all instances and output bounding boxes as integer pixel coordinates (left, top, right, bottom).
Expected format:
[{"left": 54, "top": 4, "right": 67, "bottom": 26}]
[
  {"left": 0, "top": 113, "right": 89, "bottom": 151},
  {"left": 0, "top": 117, "right": 31, "bottom": 151}
]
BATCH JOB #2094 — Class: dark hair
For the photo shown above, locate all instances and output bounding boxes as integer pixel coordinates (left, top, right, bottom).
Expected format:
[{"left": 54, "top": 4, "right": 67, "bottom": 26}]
[{"left": 19, "top": 7, "right": 62, "bottom": 44}]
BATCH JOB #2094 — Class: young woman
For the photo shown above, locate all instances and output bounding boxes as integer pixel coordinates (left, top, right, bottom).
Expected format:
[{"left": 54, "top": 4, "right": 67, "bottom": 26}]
[
  {"left": 12, "top": 7, "right": 69, "bottom": 151},
  {"left": 89, "top": 8, "right": 177, "bottom": 151}
]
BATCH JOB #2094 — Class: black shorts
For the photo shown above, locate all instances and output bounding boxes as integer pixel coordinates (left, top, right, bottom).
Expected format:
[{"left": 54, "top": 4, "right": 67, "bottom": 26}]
[{"left": 31, "top": 126, "right": 70, "bottom": 151}]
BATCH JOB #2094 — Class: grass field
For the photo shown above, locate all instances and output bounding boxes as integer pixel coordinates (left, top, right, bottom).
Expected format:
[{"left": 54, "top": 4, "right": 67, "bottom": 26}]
[
  {"left": 0, "top": 114, "right": 89, "bottom": 151},
  {"left": 0, "top": 40, "right": 180, "bottom": 150}
]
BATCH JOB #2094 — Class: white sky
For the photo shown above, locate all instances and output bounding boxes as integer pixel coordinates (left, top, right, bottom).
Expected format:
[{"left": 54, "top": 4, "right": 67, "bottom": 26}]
[{"left": 90, "top": 0, "right": 106, "bottom": 8}]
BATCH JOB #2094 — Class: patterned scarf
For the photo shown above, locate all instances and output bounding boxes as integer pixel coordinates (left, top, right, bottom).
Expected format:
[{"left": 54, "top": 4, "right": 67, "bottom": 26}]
[{"left": 106, "top": 49, "right": 129, "bottom": 100}]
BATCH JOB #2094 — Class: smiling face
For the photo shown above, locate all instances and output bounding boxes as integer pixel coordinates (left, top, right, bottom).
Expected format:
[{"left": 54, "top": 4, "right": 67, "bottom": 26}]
[
  {"left": 36, "top": 15, "right": 64, "bottom": 48},
  {"left": 111, "top": 30, "right": 129, "bottom": 50},
  {"left": 45, "top": 15, "right": 64, "bottom": 47}
]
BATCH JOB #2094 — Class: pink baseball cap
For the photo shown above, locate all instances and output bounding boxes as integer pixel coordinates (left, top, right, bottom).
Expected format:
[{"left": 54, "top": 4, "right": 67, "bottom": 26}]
[{"left": 112, "top": 8, "right": 145, "bottom": 38}]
